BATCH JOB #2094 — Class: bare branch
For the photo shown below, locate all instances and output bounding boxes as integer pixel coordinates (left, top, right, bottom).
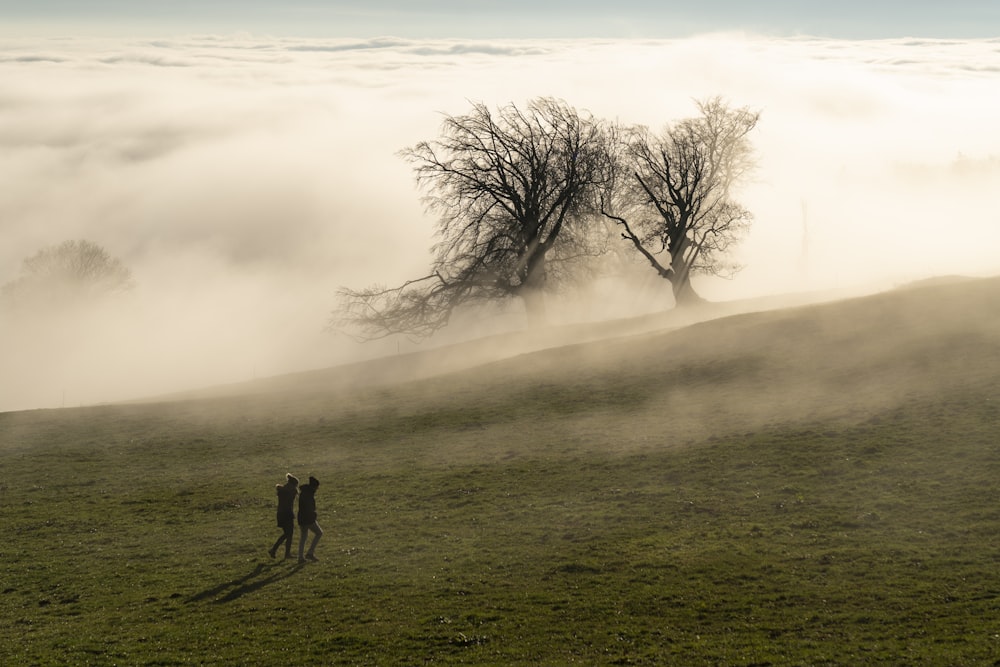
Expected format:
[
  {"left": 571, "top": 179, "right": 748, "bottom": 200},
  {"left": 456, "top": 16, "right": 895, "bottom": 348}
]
[{"left": 336, "top": 98, "right": 613, "bottom": 339}]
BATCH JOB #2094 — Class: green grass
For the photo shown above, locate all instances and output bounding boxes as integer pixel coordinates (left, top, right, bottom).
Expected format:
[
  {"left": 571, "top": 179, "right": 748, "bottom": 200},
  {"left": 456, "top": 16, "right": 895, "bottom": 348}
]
[{"left": 3, "top": 277, "right": 1000, "bottom": 665}]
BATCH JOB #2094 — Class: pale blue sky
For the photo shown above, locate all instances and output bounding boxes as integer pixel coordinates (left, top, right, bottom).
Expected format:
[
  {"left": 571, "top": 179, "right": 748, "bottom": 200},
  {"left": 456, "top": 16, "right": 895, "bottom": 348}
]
[{"left": 1, "top": 1, "right": 998, "bottom": 38}]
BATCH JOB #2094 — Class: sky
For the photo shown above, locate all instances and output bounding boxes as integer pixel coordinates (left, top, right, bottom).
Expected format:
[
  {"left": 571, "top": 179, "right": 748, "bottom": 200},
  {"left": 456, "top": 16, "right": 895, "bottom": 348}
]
[
  {"left": 1, "top": 1, "right": 1000, "bottom": 39},
  {"left": 0, "top": 5, "right": 999, "bottom": 411}
]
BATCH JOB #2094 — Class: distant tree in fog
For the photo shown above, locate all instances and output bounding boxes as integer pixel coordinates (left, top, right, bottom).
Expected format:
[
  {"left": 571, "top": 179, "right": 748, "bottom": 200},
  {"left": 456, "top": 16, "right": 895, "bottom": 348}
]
[
  {"left": 2, "top": 239, "right": 134, "bottom": 308},
  {"left": 601, "top": 98, "right": 759, "bottom": 306},
  {"left": 335, "top": 98, "right": 613, "bottom": 340}
]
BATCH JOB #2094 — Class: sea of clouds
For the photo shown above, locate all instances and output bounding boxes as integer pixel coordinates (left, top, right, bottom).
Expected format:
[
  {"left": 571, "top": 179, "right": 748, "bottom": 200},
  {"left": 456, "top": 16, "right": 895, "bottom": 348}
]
[{"left": 1, "top": 34, "right": 998, "bottom": 410}]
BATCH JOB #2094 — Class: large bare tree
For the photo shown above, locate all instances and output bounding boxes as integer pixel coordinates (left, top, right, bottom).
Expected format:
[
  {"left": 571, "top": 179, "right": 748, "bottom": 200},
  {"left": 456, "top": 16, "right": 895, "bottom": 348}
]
[
  {"left": 602, "top": 98, "right": 759, "bottom": 306},
  {"left": 336, "top": 98, "right": 611, "bottom": 340},
  {"left": 2, "top": 239, "right": 134, "bottom": 308}
]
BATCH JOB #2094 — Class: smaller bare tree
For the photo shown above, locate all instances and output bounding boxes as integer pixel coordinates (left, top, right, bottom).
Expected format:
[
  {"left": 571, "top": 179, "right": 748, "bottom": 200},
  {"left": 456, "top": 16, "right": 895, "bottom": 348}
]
[
  {"left": 2, "top": 240, "right": 135, "bottom": 308},
  {"left": 602, "top": 97, "right": 759, "bottom": 306}
]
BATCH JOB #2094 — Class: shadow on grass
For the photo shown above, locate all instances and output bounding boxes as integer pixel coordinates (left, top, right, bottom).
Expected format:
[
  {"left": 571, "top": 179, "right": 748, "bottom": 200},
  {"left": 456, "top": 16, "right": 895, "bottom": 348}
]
[{"left": 187, "top": 560, "right": 304, "bottom": 604}]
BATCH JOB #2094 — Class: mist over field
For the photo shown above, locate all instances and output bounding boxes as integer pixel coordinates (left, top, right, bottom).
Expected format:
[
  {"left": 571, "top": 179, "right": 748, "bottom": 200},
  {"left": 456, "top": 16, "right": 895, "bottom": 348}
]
[{"left": 1, "top": 34, "right": 999, "bottom": 412}]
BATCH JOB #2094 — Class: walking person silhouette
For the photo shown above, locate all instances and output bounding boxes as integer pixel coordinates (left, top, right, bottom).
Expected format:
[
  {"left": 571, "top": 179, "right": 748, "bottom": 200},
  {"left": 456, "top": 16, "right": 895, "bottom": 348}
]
[
  {"left": 297, "top": 476, "right": 323, "bottom": 563},
  {"left": 268, "top": 473, "right": 298, "bottom": 559}
]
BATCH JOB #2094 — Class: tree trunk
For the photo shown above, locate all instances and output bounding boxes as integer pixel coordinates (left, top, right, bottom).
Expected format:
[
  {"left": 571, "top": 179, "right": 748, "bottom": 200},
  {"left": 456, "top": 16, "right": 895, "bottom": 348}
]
[
  {"left": 670, "top": 274, "right": 705, "bottom": 307},
  {"left": 668, "top": 238, "right": 705, "bottom": 308},
  {"left": 520, "top": 252, "right": 548, "bottom": 327}
]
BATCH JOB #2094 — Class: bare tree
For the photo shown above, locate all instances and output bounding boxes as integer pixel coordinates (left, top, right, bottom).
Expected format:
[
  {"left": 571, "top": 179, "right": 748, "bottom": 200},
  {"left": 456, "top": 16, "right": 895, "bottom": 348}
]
[
  {"left": 602, "top": 98, "right": 759, "bottom": 306},
  {"left": 2, "top": 239, "right": 135, "bottom": 308},
  {"left": 336, "top": 98, "right": 612, "bottom": 340}
]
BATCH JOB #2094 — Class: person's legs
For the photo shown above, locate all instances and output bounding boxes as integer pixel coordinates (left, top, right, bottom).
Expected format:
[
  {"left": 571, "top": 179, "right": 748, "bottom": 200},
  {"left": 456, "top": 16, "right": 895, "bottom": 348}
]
[
  {"left": 306, "top": 522, "right": 323, "bottom": 560},
  {"left": 269, "top": 524, "right": 291, "bottom": 558},
  {"left": 298, "top": 525, "right": 309, "bottom": 562},
  {"left": 268, "top": 534, "right": 281, "bottom": 558}
]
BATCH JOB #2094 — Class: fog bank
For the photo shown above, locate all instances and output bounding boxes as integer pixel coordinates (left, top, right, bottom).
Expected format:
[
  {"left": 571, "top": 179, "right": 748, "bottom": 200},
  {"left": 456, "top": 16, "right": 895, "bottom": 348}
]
[{"left": 1, "top": 34, "right": 998, "bottom": 411}]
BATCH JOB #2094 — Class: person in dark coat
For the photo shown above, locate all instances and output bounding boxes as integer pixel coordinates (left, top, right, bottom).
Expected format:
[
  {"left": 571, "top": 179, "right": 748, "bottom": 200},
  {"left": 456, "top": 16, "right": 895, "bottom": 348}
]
[
  {"left": 297, "top": 476, "right": 323, "bottom": 563},
  {"left": 268, "top": 473, "right": 298, "bottom": 559}
]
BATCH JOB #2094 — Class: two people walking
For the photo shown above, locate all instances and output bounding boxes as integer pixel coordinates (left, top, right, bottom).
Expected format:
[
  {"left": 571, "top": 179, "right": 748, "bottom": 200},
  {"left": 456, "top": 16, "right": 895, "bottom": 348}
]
[{"left": 268, "top": 473, "right": 323, "bottom": 563}]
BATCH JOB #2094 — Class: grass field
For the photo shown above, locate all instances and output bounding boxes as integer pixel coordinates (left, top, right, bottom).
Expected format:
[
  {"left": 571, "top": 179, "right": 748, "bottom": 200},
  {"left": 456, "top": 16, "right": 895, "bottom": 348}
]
[{"left": 3, "top": 276, "right": 1000, "bottom": 665}]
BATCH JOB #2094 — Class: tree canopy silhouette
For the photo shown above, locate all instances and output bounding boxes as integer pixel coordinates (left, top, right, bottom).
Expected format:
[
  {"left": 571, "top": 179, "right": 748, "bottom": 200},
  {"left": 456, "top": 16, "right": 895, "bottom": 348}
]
[
  {"left": 336, "top": 97, "right": 612, "bottom": 340},
  {"left": 2, "top": 240, "right": 135, "bottom": 309}
]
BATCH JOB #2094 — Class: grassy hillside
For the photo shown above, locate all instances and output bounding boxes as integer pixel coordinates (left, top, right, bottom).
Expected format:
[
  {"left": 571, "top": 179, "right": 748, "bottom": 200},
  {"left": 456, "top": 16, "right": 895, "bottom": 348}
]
[{"left": 2, "top": 276, "right": 1000, "bottom": 665}]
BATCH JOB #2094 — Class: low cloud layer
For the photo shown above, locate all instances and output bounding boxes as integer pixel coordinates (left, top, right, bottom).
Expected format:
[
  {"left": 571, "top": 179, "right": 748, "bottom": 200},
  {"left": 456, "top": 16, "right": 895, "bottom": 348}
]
[{"left": 1, "top": 34, "right": 998, "bottom": 411}]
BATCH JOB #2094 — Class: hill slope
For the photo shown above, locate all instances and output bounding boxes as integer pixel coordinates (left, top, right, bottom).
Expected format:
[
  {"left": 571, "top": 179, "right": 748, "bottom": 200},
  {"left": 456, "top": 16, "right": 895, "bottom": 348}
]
[
  {"left": 113, "top": 274, "right": 1000, "bottom": 466},
  {"left": 1, "top": 276, "right": 999, "bottom": 665}
]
